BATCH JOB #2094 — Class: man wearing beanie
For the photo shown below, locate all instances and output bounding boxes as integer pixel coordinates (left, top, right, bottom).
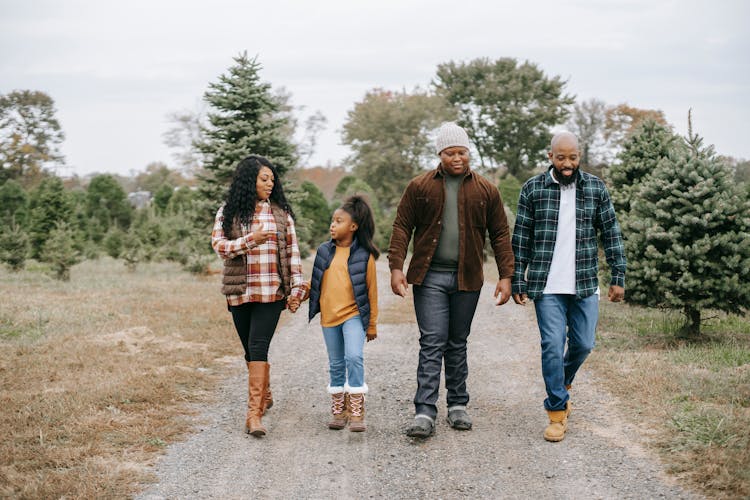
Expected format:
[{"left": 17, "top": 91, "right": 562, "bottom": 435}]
[{"left": 388, "top": 122, "right": 514, "bottom": 438}]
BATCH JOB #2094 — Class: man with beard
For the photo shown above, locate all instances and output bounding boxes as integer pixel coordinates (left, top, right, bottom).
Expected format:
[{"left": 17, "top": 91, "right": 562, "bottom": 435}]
[{"left": 512, "top": 131, "right": 626, "bottom": 442}]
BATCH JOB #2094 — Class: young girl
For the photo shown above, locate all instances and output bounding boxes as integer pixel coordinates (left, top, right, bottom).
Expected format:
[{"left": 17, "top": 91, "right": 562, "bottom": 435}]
[{"left": 308, "top": 195, "right": 379, "bottom": 432}]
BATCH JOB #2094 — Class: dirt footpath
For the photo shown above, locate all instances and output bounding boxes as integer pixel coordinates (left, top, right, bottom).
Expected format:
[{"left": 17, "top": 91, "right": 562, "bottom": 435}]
[{"left": 138, "top": 262, "right": 699, "bottom": 499}]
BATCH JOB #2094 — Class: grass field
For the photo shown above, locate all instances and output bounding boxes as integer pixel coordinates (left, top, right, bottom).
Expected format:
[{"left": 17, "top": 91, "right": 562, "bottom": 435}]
[
  {"left": 590, "top": 300, "right": 750, "bottom": 499},
  {"left": 0, "top": 258, "right": 239, "bottom": 498}
]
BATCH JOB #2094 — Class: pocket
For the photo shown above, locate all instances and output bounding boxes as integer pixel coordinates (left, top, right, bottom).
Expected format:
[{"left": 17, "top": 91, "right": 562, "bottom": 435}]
[
  {"left": 415, "top": 196, "right": 440, "bottom": 225},
  {"left": 468, "top": 200, "right": 487, "bottom": 227}
]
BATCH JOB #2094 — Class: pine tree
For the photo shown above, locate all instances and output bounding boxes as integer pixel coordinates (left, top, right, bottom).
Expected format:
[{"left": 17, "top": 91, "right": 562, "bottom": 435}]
[
  {"left": 197, "top": 52, "right": 297, "bottom": 205},
  {"left": 625, "top": 114, "right": 750, "bottom": 337},
  {"left": 27, "top": 176, "right": 72, "bottom": 260},
  {"left": 44, "top": 221, "right": 81, "bottom": 280},
  {"left": 608, "top": 119, "right": 679, "bottom": 214},
  {"left": 0, "top": 223, "right": 30, "bottom": 271}
]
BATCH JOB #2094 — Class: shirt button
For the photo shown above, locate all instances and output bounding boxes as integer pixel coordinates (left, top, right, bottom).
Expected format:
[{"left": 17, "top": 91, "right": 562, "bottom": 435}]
[
  {"left": 433, "top": 238, "right": 437, "bottom": 243},
  {"left": 437, "top": 221, "right": 441, "bottom": 224}
]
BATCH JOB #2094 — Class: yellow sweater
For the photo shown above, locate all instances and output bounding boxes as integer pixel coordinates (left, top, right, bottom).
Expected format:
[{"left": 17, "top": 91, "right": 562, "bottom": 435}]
[{"left": 319, "top": 246, "right": 378, "bottom": 335}]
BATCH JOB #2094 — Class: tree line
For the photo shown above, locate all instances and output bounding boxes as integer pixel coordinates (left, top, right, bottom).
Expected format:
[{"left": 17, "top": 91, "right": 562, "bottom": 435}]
[{"left": 1, "top": 52, "right": 749, "bottom": 336}]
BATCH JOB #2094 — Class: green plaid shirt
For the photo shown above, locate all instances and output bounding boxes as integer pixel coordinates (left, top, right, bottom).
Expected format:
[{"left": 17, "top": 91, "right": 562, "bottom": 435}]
[{"left": 512, "top": 168, "right": 626, "bottom": 299}]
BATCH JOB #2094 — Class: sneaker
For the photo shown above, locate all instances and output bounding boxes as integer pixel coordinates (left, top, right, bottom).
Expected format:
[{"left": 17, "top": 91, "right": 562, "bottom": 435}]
[
  {"left": 446, "top": 406, "right": 472, "bottom": 430},
  {"left": 406, "top": 415, "right": 435, "bottom": 438}
]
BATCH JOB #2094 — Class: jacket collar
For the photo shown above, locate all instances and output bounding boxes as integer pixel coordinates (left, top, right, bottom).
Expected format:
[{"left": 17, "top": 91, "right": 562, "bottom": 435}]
[{"left": 431, "top": 164, "right": 474, "bottom": 180}]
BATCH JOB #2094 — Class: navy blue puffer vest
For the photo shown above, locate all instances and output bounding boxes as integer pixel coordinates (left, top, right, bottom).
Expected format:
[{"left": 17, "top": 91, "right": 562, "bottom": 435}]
[{"left": 308, "top": 239, "right": 371, "bottom": 330}]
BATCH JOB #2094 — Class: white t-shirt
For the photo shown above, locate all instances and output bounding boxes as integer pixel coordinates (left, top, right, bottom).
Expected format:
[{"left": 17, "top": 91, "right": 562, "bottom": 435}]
[{"left": 543, "top": 175, "right": 577, "bottom": 294}]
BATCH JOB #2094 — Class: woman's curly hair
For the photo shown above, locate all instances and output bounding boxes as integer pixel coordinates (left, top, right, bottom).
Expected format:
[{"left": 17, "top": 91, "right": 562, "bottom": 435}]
[{"left": 222, "top": 155, "right": 294, "bottom": 237}]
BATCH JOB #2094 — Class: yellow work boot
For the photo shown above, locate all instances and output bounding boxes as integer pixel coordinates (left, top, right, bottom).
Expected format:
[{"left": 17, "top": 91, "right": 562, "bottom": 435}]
[{"left": 544, "top": 409, "right": 568, "bottom": 442}]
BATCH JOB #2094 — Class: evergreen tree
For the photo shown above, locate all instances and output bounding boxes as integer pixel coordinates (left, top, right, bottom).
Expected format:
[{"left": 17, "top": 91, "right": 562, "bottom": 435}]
[
  {"left": 0, "top": 223, "right": 29, "bottom": 271},
  {"left": 608, "top": 119, "right": 679, "bottom": 214},
  {"left": 86, "top": 174, "right": 133, "bottom": 238},
  {"left": 0, "top": 179, "right": 29, "bottom": 226},
  {"left": 625, "top": 116, "right": 750, "bottom": 337},
  {"left": 43, "top": 221, "right": 81, "bottom": 280},
  {"left": 297, "top": 181, "right": 331, "bottom": 248},
  {"left": 197, "top": 52, "right": 297, "bottom": 205},
  {"left": 27, "top": 176, "right": 72, "bottom": 260}
]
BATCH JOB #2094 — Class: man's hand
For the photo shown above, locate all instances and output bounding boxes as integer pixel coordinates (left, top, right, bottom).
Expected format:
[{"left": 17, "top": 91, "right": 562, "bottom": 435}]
[
  {"left": 251, "top": 222, "right": 274, "bottom": 245},
  {"left": 366, "top": 332, "right": 377, "bottom": 342},
  {"left": 608, "top": 285, "right": 624, "bottom": 302},
  {"left": 391, "top": 269, "right": 408, "bottom": 297},
  {"left": 494, "top": 278, "right": 511, "bottom": 306},
  {"left": 513, "top": 293, "right": 529, "bottom": 306}
]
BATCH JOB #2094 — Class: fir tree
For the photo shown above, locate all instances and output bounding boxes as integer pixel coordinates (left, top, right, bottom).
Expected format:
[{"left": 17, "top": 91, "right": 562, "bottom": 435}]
[
  {"left": 0, "top": 223, "right": 30, "bottom": 271},
  {"left": 44, "top": 221, "right": 81, "bottom": 280},
  {"left": 625, "top": 114, "right": 750, "bottom": 337},
  {"left": 197, "top": 52, "right": 297, "bottom": 205},
  {"left": 608, "top": 119, "right": 679, "bottom": 214},
  {"left": 27, "top": 176, "right": 72, "bottom": 260}
]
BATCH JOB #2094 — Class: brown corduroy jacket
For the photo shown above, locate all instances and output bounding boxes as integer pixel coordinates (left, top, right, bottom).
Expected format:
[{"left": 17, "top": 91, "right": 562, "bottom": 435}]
[{"left": 387, "top": 166, "right": 514, "bottom": 291}]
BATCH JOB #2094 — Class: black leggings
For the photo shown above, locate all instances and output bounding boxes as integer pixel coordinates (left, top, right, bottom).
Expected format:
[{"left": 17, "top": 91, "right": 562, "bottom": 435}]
[{"left": 229, "top": 300, "right": 285, "bottom": 362}]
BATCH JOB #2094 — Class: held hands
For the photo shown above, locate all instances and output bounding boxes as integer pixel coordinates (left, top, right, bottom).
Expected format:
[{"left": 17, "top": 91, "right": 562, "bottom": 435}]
[
  {"left": 390, "top": 269, "right": 408, "bottom": 297},
  {"left": 250, "top": 222, "right": 275, "bottom": 245},
  {"left": 494, "top": 278, "right": 511, "bottom": 306},
  {"left": 512, "top": 293, "right": 529, "bottom": 306},
  {"left": 287, "top": 296, "right": 300, "bottom": 313},
  {"left": 608, "top": 285, "right": 625, "bottom": 302}
]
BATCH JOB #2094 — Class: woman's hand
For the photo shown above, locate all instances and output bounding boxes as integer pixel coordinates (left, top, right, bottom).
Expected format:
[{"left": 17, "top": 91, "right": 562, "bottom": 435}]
[
  {"left": 366, "top": 332, "right": 377, "bottom": 342},
  {"left": 287, "top": 296, "right": 300, "bottom": 313},
  {"left": 251, "top": 222, "right": 275, "bottom": 245}
]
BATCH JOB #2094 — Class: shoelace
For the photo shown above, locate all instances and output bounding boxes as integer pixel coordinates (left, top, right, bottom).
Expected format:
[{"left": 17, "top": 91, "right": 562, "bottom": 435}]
[
  {"left": 348, "top": 395, "right": 363, "bottom": 417},
  {"left": 332, "top": 395, "right": 346, "bottom": 415}
]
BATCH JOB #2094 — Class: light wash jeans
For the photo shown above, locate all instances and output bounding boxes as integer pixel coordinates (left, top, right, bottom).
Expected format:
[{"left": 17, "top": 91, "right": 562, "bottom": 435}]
[
  {"left": 534, "top": 293, "right": 599, "bottom": 411},
  {"left": 322, "top": 315, "right": 367, "bottom": 392}
]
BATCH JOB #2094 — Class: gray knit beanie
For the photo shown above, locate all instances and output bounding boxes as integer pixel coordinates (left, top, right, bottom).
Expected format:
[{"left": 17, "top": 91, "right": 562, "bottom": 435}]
[{"left": 435, "top": 122, "right": 471, "bottom": 155}]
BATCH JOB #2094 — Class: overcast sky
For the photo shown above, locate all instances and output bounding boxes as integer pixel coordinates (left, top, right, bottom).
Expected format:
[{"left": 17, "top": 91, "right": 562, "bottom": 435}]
[{"left": 1, "top": 0, "right": 748, "bottom": 178}]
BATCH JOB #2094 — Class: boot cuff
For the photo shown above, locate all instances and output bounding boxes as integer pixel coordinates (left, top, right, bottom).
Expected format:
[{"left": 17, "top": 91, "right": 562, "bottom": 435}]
[
  {"left": 344, "top": 383, "right": 368, "bottom": 394},
  {"left": 327, "top": 385, "right": 345, "bottom": 394}
]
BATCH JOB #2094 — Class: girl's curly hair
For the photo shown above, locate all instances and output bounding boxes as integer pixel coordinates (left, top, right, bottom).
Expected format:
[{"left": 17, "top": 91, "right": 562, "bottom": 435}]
[{"left": 222, "top": 155, "right": 294, "bottom": 237}]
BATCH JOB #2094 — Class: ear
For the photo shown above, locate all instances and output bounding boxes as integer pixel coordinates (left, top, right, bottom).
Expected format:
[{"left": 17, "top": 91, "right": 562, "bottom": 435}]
[
  {"left": 547, "top": 151, "right": 554, "bottom": 161},
  {"left": 351, "top": 222, "right": 359, "bottom": 232}
]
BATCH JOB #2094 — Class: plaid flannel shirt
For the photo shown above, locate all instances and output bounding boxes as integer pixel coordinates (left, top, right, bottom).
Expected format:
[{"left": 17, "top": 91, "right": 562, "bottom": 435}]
[
  {"left": 512, "top": 168, "right": 626, "bottom": 299},
  {"left": 211, "top": 201, "right": 306, "bottom": 306}
]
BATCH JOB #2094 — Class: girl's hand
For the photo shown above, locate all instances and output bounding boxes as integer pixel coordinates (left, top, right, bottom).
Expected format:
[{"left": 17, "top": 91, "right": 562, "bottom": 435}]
[
  {"left": 366, "top": 332, "right": 377, "bottom": 342},
  {"left": 287, "top": 297, "right": 300, "bottom": 313}
]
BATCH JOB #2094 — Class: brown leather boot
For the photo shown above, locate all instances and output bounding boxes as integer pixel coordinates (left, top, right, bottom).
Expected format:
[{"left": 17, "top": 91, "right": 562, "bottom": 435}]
[
  {"left": 246, "top": 361, "right": 267, "bottom": 436},
  {"left": 348, "top": 393, "right": 366, "bottom": 432},
  {"left": 264, "top": 362, "right": 273, "bottom": 414},
  {"left": 328, "top": 392, "right": 348, "bottom": 430},
  {"left": 544, "top": 409, "right": 568, "bottom": 442}
]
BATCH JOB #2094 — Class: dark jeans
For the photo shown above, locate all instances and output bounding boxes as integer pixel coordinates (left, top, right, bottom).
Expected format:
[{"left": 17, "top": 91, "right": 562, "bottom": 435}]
[
  {"left": 413, "top": 270, "right": 480, "bottom": 419},
  {"left": 229, "top": 300, "right": 285, "bottom": 362}
]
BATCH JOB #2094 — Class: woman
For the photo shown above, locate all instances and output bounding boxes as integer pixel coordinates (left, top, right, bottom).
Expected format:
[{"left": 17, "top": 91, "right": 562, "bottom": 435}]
[{"left": 211, "top": 155, "right": 307, "bottom": 437}]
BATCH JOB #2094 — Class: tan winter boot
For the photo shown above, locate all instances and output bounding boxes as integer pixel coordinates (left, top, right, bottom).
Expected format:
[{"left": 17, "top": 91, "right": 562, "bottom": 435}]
[
  {"left": 246, "top": 361, "right": 268, "bottom": 436},
  {"left": 328, "top": 392, "right": 348, "bottom": 430},
  {"left": 544, "top": 409, "right": 568, "bottom": 442},
  {"left": 348, "top": 393, "right": 366, "bottom": 432},
  {"left": 264, "top": 362, "right": 273, "bottom": 414}
]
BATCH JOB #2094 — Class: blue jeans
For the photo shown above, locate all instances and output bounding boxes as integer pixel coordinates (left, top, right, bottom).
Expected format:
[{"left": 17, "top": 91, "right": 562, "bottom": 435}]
[
  {"left": 322, "top": 316, "right": 367, "bottom": 392},
  {"left": 534, "top": 293, "right": 599, "bottom": 411},
  {"left": 413, "top": 270, "right": 480, "bottom": 419}
]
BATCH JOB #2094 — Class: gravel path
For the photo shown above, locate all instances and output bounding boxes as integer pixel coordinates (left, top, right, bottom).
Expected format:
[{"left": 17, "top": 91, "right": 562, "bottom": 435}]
[{"left": 138, "top": 262, "right": 699, "bottom": 499}]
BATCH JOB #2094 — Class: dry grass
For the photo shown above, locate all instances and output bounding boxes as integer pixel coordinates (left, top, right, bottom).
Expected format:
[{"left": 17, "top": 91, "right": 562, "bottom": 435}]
[
  {"left": 0, "top": 258, "right": 243, "bottom": 498},
  {"left": 589, "top": 301, "right": 750, "bottom": 499}
]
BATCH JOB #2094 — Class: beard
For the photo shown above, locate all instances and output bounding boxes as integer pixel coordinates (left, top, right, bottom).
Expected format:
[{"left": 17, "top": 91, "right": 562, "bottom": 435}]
[{"left": 552, "top": 166, "right": 579, "bottom": 186}]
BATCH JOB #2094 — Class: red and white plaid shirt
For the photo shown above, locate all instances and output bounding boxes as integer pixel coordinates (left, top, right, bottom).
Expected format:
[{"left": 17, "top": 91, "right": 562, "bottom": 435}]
[{"left": 211, "top": 201, "right": 306, "bottom": 307}]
